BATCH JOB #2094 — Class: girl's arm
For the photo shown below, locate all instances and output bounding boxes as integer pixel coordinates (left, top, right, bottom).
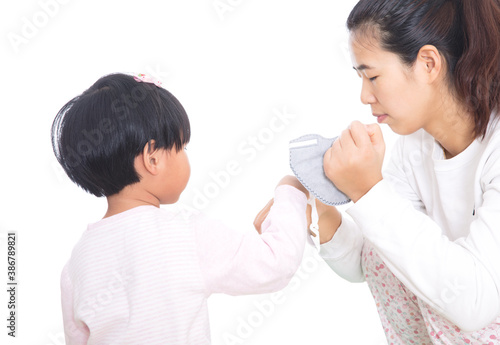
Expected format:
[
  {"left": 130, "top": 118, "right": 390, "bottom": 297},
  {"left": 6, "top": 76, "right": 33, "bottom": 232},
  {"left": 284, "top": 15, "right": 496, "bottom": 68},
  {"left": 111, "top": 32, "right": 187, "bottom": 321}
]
[
  {"left": 194, "top": 177, "right": 309, "bottom": 295},
  {"left": 61, "top": 265, "right": 90, "bottom": 345},
  {"left": 254, "top": 181, "right": 367, "bottom": 284}
]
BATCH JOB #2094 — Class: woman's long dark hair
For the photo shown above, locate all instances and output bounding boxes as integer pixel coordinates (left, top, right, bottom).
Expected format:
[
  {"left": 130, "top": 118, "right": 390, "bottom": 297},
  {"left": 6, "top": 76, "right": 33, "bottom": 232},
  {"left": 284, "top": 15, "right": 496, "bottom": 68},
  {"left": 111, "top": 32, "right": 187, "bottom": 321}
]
[{"left": 347, "top": 0, "right": 500, "bottom": 138}]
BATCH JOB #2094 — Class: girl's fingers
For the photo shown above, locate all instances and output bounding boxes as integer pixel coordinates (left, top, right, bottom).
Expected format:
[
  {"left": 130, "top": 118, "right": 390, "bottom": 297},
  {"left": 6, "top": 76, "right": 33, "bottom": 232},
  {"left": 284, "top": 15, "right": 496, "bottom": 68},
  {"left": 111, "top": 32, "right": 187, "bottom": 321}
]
[{"left": 253, "top": 199, "right": 274, "bottom": 234}]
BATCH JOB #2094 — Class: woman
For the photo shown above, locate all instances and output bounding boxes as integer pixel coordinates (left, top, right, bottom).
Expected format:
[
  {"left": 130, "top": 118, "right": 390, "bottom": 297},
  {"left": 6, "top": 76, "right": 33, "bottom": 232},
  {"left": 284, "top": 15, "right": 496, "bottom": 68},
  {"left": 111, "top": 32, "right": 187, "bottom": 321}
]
[{"left": 317, "top": 0, "right": 499, "bottom": 343}]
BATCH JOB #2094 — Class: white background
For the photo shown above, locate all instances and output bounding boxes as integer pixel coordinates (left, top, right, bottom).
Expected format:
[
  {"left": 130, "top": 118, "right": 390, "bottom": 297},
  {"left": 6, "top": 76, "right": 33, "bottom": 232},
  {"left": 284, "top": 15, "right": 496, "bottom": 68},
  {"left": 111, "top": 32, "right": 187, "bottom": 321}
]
[{"left": 0, "top": 0, "right": 398, "bottom": 344}]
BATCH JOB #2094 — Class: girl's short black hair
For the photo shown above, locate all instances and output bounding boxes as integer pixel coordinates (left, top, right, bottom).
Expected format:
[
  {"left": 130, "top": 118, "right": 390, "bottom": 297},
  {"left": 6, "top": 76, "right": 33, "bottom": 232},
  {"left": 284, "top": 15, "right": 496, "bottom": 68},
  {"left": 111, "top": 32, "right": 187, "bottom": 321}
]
[{"left": 51, "top": 73, "right": 191, "bottom": 197}]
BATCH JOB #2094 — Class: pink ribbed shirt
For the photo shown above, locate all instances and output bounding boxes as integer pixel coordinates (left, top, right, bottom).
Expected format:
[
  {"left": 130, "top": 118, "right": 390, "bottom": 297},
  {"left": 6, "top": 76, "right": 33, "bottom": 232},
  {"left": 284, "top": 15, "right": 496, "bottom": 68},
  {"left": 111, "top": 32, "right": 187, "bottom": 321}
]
[{"left": 61, "top": 185, "right": 307, "bottom": 344}]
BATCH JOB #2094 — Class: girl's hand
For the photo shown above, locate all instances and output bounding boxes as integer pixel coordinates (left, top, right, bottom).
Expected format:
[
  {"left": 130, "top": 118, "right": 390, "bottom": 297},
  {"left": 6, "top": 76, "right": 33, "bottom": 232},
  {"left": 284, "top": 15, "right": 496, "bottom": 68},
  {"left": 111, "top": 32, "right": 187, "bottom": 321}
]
[
  {"left": 276, "top": 175, "right": 310, "bottom": 198},
  {"left": 254, "top": 176, "right": 309, "bottom": 234},
  {"left": 254, "top": 196, "right": 342, "bottom": 244},
  {"left": 254, "top": 199, "right": 274, "bottom": 234},
  {"left": 323, "top": 121, "right": 385, "bottom": 203}
]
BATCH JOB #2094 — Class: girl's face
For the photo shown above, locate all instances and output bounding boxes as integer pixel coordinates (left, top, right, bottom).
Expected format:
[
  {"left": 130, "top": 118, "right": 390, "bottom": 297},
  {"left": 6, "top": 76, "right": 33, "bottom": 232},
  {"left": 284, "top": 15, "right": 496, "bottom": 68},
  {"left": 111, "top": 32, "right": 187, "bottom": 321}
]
[
  {"left": 157, "top": 146, "right": 190, "bottom": 204},
  {"left": 349, "top": 32, "right": 435, "bottom": 135}
]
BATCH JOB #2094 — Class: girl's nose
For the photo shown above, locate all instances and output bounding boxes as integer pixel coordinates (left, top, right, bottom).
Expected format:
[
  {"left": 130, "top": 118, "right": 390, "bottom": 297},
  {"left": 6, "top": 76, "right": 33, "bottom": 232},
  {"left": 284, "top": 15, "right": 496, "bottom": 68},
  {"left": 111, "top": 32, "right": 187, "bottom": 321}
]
[{"left": 360, "top": 79, "right": 377, "bottom": 105}]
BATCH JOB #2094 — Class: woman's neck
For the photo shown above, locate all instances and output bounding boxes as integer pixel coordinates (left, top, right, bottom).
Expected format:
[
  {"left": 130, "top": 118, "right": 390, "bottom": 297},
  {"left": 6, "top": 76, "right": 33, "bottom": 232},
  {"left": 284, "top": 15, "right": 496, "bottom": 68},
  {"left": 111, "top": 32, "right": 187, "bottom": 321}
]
[{"left": 424, "top": 95, "right": 476, "bottom": 159}]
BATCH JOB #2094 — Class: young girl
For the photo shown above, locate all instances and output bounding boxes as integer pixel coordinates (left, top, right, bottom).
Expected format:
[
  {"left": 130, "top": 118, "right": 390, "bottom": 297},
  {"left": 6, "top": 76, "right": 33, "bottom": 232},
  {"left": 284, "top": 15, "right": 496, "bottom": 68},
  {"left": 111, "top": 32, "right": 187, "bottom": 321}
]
[
  {"left": 51, "top": 73, "right": 309, "bottom": 344},
  {"left": 319, "top": 0, "right": 500, "bottom": 343}
]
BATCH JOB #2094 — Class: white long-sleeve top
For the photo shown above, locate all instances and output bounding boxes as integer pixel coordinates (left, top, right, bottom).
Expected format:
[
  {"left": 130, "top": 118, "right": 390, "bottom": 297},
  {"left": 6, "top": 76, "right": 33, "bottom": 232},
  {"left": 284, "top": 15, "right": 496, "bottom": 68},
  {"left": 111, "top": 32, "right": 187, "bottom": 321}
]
[
  {"left": 61, "top": 185, "right": 307, "bottom": 345},
  {"left": 320, "top": 118, "right": 500, "bottom": 332}
]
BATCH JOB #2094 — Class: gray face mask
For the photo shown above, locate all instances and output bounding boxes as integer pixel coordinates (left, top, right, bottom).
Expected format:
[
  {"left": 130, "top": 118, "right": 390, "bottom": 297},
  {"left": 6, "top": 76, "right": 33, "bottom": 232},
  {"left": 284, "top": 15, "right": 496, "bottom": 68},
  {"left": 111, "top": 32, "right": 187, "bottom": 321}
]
[{"left": 289, "top": 134, "right": 350, "bottom": 206}]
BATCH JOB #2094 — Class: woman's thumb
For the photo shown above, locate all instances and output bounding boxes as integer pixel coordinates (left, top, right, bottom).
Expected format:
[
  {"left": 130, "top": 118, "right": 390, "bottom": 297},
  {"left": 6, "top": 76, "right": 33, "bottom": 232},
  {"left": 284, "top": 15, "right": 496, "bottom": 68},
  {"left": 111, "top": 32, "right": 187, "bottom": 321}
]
[{"left": 365, "top": 123, "right": 385, "bottom": 152}]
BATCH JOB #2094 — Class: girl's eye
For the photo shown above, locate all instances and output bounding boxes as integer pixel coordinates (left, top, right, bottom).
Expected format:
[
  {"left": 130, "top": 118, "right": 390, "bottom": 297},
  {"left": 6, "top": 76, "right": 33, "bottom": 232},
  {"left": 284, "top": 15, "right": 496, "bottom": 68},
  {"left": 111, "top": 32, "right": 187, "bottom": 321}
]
[{"left": 369, "top": 76, "right": 378, "bottom": 82}]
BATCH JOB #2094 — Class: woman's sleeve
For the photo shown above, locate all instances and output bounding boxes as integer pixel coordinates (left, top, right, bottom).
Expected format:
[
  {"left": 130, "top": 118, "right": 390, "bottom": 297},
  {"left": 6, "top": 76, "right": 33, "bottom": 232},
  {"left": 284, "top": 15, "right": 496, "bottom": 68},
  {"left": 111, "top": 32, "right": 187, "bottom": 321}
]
[
  {"left": 317, "top": 137, "right": 419, "bottom": 283},
  {"left": 318, "top": 216, "right": 365, "bottom": 283},
  {"left": 194, "top": 185, "right": 308, "bottom": 295},
  {"left": 347, "top": 139, "right": 500, "bottom": 332}
]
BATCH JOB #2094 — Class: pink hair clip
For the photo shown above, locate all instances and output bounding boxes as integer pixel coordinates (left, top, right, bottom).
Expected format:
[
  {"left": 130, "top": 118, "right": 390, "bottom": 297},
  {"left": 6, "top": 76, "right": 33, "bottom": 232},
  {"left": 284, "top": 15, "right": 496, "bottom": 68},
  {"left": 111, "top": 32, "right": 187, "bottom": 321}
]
[{"left": 133, "top": 73, "right": 163, "bottom": 87}]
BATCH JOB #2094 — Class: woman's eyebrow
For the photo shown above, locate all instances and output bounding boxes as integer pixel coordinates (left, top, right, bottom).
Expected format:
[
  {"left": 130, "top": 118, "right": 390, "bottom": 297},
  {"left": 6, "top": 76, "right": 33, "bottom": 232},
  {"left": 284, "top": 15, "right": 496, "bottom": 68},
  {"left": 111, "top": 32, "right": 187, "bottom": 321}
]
[{"left": 353, "top": 64, "right": 374, "bottom": 72}]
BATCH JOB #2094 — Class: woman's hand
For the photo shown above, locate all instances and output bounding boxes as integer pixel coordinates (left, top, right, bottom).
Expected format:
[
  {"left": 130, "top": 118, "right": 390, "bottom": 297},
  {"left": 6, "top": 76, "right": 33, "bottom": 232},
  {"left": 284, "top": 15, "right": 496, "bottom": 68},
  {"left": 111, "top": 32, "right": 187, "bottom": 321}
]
[
  {"left": 315, "top": 200, "right": 342, "bottom": 244},
  {"left": 323, "top": 121, "right": 385, "bottom": 203}
]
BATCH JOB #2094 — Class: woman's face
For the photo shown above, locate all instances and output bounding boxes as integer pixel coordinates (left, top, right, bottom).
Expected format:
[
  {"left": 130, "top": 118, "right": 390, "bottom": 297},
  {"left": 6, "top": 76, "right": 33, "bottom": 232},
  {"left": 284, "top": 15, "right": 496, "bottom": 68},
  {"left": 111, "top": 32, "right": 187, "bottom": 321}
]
[{"left": 349, "top": 32, "right": 435, "bottom": 135}]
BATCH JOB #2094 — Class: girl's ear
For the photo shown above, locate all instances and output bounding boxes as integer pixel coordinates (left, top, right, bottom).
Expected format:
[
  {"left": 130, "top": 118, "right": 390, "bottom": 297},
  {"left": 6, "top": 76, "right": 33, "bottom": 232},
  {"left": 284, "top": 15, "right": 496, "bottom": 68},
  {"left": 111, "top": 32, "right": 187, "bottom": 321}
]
[
  {"left": 142, "top": 140, "right": 161, "bottom": 175},
  {"left": 416, "top": 45, "right": 443, "bottom": 84}
]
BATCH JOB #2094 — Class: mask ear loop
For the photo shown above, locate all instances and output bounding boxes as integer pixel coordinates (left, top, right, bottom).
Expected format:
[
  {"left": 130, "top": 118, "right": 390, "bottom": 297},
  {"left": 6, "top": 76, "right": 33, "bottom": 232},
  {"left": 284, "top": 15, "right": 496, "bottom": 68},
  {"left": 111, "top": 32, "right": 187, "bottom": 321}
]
[{"left": 308, "top": 197, "right": 321, "bottom": 252}]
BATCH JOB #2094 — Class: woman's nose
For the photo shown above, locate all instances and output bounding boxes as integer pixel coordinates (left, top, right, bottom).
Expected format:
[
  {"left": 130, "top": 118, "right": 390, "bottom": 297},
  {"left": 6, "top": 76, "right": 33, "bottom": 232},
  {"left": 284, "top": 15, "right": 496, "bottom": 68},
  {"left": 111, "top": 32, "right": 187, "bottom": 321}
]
[{"left": 360, "top": 79, "right": 377, "bottom": 105}]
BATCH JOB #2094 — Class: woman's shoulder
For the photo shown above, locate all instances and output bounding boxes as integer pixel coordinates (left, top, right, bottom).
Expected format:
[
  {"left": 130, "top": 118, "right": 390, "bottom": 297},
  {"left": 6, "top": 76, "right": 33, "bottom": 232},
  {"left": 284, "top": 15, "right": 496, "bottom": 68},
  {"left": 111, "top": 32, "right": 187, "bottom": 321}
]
[
  {"left": 482, "top": 114, "right": 500, "bottom": 146},
  {"left": 477, "top": 115, "right": 500, "bottom": 177}
]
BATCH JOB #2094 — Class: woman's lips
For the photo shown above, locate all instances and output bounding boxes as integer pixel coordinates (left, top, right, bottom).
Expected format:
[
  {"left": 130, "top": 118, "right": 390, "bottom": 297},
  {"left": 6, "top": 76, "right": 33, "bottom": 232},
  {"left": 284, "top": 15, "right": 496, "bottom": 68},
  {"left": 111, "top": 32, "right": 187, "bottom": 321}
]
[{"left": 374, "top": 114, "right": 388, "bottom": 123}]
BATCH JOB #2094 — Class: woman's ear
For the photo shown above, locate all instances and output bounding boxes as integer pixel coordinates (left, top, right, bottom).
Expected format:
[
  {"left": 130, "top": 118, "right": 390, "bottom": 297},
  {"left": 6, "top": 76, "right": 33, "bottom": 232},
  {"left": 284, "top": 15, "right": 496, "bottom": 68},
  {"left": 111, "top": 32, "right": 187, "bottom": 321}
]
[
  {"left": 416, "top": 44, "right": 443, "bottom": 84},
  {"left": 141, "top": 140, "right": 161, "bottom": 175}
]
